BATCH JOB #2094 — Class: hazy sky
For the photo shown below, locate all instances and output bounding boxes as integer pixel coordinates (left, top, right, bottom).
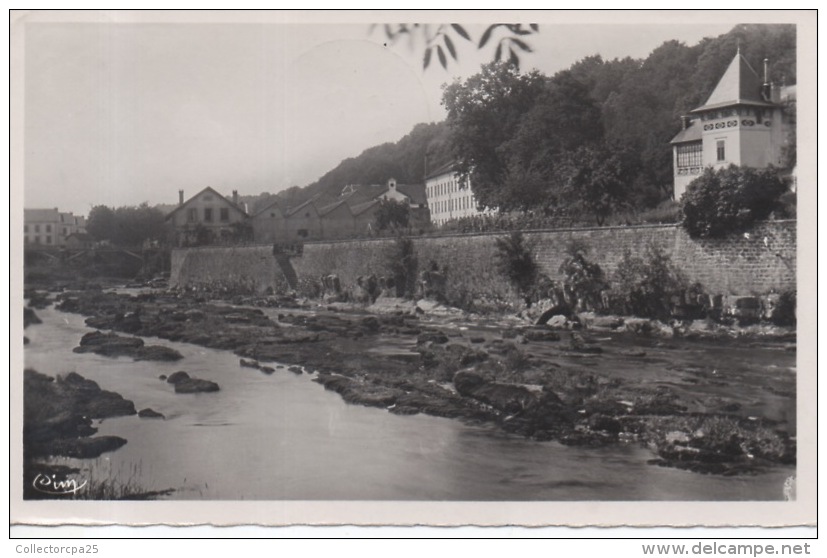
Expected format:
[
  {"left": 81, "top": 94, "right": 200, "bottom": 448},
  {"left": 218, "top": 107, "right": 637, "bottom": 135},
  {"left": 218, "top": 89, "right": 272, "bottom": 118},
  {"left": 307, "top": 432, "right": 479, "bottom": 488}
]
[{"left": 22, "top": 15, "right": 736, "bottom": 215}]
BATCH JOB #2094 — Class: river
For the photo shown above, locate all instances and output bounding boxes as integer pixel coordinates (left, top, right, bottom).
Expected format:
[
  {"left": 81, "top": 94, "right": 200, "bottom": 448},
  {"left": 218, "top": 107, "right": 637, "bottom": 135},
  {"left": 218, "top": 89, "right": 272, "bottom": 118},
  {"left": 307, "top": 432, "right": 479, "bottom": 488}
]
[{"left": 24, "top": 304, "right": 794, "bottom": 501}]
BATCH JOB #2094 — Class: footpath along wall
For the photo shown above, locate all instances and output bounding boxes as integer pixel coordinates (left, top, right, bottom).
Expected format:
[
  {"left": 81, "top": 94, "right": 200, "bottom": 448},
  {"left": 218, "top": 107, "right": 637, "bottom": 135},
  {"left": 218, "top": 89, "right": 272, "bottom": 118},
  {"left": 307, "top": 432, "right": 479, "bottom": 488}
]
[{"left": 171, "top": 220, "right": 796, "bottom": 296}]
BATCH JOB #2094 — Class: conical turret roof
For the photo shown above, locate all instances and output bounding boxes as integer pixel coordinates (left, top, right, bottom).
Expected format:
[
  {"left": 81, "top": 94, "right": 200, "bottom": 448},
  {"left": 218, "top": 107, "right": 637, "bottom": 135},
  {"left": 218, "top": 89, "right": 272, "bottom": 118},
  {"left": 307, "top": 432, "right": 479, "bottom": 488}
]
[{"left": 690, "top": 51, "right": 777, "bottom": 113}]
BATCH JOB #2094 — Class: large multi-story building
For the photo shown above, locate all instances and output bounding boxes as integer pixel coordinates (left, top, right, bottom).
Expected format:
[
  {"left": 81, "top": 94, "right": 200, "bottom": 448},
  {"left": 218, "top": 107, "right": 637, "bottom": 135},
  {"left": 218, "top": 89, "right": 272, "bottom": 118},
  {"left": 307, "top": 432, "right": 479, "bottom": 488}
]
[
  {"left": 671, "top": 49, "right": 796, "bottom": 199},
  {"left": 424, "top": 161, "right": 487, "bottom": 226},
  {"left": 24, "top": 208, "right": 87, "bottom": 247}
]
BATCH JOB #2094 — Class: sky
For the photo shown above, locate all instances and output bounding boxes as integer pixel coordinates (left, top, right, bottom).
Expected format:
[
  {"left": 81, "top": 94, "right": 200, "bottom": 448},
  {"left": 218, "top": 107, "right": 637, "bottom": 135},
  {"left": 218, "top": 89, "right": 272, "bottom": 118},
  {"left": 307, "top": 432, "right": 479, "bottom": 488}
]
[{"left": 20, "top": 13, "right": 739, "bottom": 215}]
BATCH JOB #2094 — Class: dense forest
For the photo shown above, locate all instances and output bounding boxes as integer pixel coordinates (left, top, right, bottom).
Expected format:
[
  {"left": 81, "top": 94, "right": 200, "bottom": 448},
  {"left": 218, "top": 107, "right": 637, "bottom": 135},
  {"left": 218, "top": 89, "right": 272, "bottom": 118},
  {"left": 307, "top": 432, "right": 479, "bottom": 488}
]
[{"left": 246, "top": 24, "right": 795, "bottom": 220}]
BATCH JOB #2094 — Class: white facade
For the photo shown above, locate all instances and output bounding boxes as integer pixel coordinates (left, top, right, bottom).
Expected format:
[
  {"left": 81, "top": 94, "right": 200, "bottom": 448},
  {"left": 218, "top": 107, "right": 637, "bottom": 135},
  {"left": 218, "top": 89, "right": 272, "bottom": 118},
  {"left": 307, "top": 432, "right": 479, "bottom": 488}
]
[
  {"left": 24, "top": 208, "right": 87, "bottom": 247},
  {"left": 425, "top": 166, "right": 486, "bottom": 226},
  {"left": 671, "top": 51, "right": 795, "bottom": 199}
]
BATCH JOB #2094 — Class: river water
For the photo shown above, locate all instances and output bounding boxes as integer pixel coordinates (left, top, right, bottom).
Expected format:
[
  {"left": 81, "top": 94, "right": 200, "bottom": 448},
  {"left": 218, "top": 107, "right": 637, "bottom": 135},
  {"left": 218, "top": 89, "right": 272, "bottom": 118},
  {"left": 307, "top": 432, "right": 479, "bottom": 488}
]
[{"left": 24, "top": 304, "right": 794, "bottom": 501}]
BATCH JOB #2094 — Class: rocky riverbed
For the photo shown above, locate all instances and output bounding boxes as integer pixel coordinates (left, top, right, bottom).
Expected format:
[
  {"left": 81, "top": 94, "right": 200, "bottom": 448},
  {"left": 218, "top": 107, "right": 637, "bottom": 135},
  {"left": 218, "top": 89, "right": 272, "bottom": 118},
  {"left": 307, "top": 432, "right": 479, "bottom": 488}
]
[{"left": 23, "top": 285, "right": 796, "bottom": 478}]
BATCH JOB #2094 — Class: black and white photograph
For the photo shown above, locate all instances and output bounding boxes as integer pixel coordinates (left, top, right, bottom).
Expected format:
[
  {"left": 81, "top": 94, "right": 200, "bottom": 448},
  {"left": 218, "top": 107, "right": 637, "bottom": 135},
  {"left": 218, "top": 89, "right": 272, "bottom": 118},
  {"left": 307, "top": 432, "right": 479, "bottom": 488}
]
[{"left": 10, "top": 10, "right": 816, "bottom": 529}]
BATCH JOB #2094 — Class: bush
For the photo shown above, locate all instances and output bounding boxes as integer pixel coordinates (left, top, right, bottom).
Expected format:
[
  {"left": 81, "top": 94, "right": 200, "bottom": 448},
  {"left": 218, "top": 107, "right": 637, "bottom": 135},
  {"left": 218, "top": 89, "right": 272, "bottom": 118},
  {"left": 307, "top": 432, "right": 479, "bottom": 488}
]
[
  {"left": 494, "top": 232, "right": 539, "bottom": 302},
  {"left": 558, "top": 241, "right": 606, "bottom": 312},
  {"left": 384, "top": 237, "right": 418, "bottom": 298},
  {"left": 680, "top": 165, "right": 788, "bottom": 238},
  {"left": 610, "top": 244, "right": 688, "bottom": 320}
]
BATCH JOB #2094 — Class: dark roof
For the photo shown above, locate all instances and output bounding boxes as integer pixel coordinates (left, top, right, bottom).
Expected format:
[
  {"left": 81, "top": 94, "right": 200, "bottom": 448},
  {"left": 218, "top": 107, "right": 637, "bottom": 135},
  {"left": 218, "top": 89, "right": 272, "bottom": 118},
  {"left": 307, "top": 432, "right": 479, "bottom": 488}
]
[
  {"left": 350, "top": 199, "right": 380, "bottom": 216},
  {"left": 285, "top": 198, "right": 320, "bottom": 217},
  {"left": 164, "top": 186, "right": 249, "bottom": 220},
  {"left": 317, "top": 199, "right": 351, "bottom": 217},
  {"left": 395, "top": 183, "right": 427, "bottom": 205},
  {"left": 425, "top": 160, "right": 458, "bottom": 180},
  {"left": 670, "top": 121, "right": 703, "bottom": 144},
  {"left": 690, "top": 52, "right": 777, "bottom": 113}
]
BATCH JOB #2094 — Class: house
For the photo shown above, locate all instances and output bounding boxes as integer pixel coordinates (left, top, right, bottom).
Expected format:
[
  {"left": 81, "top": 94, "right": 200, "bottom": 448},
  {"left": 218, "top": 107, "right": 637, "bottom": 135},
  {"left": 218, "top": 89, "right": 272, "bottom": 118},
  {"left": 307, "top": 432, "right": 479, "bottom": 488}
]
[
  {"left": 671, "top": 49, "right": 796, "bottom": 199},
  {"left": 165, "top": 187, "right": 250, "bottom": 246},
  {"left": 24, "top": 208, "right": 87, "bottom": 247},
  {"left": 351, "top": 199, "right": 381, "bottom": 235},
  {"left": 375, "top": 178, "right": 430, "bottom": 229},
  {"left": 317, "top": 199, "right": 355, "bottom": 239},
  {"left": 425, "top": 161, "right": 487, "bottom": 226},
  {"left": 64, "top": 232, "right": 95, "bottom": 250},
  {"left": 284, "top": 199, "right": 323, "bottom": 241},
  {"left": 251, "top": 199, "right": 288, "bottom": 244}
]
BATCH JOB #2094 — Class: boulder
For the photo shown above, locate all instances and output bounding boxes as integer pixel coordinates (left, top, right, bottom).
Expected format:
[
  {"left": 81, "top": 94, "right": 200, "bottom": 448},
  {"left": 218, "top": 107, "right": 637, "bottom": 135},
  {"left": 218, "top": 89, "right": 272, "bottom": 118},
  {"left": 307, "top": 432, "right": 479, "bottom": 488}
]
[
  {"left": 417, "top": 331, "right": 449, "bottom": 345},
  {"left": 138, "top": 408, "right": 165, "bottom": 419},
  {"left": 173, "top": 378, "right": 220, "bottom": 394},
  {"left": 453, "top": 370, "right": 488, "bottom": 396},
  {"left": 521, "top": 327, "right": 561, "bottom": 342}
]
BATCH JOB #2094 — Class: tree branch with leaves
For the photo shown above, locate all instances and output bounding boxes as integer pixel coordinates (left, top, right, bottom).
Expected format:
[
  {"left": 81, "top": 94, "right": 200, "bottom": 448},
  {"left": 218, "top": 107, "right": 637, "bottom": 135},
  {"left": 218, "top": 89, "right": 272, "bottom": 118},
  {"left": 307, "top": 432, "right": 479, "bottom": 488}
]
[{"left": 374, "top": 23, "right": 539, "bottom": 70}]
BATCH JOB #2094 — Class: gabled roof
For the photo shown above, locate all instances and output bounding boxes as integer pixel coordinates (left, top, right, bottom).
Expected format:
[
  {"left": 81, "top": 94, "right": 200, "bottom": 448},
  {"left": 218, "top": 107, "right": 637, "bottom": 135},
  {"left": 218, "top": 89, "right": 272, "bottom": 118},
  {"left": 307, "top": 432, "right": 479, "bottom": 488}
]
[
  {"left": 24, "top": 208, "right": 61, "bottom": 222},
  {"left": 350, "top": 199, "right": 380, "bottom": 216},
  {"left": 670, "top": 121, "right": 703, "bottom": 144},
  {"left": 317, "top": 199, "right": 352, "bottom": 217},
  {"left": 285, "top": 198, "right": 320, "bottom": 218},
  {"left": 164, "top": 186, "right": 249, "bottom": 221},
  {"left": 425, "top": 160, "right": 458, "bottom": 180},
  {"left": 690, "top": 51, "right": 777, "bottom": 113},
  {"left": 395, "top": 183, "right": 427, "bottom": 205},
  {"left": 254, "top": 198, "right": 285, "bottom": 218}
]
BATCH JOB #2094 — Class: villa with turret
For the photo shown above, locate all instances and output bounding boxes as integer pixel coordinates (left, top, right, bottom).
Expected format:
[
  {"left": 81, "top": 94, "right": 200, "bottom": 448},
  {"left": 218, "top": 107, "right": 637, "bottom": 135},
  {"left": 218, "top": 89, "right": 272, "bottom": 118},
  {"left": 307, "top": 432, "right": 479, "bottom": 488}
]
[{"left": 671, "top": 49, "right": 796, "bottom": 199}]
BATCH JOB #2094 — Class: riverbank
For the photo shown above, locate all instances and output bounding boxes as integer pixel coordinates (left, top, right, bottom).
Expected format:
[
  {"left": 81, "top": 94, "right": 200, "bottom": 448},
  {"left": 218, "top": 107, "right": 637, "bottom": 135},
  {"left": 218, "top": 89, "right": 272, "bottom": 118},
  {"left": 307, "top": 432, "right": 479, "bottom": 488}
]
[{"left": 27, "top": 285, "right": 796, "bottom": 478}]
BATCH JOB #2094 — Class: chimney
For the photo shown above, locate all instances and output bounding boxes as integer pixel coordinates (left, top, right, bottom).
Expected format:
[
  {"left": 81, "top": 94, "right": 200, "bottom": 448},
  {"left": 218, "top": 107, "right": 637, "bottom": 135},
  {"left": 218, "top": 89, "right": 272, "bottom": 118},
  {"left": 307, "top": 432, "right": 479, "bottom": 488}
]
[
  {"left": 232, "top": 190, "right": 239, "bottom": 205},
  {"left": 178, "top": 190, "right": 184, "bottom": 206},
  {"left": 680, "top": 116, "right": 691, "bottom": 130},
  {"left": 762, "top": 58, "right": 772, "bottom": 101}
]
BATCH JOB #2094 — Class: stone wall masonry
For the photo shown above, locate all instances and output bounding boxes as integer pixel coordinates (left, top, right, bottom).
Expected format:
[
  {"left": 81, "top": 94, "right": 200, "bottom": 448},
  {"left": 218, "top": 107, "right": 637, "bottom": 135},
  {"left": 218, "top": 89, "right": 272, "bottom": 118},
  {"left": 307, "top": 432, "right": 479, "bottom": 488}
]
[
  {"left": 171, "top": 221, "right": 796, "bottom": 298},
  {"left": 170, "top": 245, "right": 289, "bottom": 294}
]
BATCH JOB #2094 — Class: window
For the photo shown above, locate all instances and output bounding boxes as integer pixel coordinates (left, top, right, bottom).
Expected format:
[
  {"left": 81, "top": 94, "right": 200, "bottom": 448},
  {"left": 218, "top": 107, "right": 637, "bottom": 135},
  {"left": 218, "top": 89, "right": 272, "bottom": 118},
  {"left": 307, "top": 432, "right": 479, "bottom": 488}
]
[
  {"left": 297, "top": 229, "right": 308, "bottom": 238},
  {"left": 46, "top": 235, "right": 52, "bottom": 244},
  {"left": 220, "top": 208, "right": 229, "bottom": 222},
  {"left": 35, "top": 236, "right": 40, "bottom": 244},
  {"left": 187, "top": 208, "right": 197, "bottom": 223},
  {"left": 23, "top": 225, "right": 27, "bottom": 233},
  {"left": 62, "top": 227, "right": 68, "bottom": 235},
  {"left": 34, "top": 224, "right": 40, "bottom": 233},
  {"left": 24, "top": 236, "right": 29, "bottom": 244},
  {"left": 676, "top": 142, "right": 702, "bottom": 168},
  {"left": 46, "top": 224, "right": 52, "bottom": 233},
  {"left": 204, "top": 208, "right": 213, "bottom": 222},
  {"left": 716, "top": 140, "right": 726, "bottom": 162},
  {"left": 203, "top": 194, "right": 213, "bottom": 201}
]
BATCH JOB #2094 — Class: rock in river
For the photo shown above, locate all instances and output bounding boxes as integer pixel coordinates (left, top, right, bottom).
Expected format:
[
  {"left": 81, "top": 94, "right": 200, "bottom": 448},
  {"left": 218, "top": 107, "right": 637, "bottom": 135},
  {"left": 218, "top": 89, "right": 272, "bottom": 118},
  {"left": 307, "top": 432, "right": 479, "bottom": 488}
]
[
  {"left": 166, "top": 371, "right": 220, "bottom": 394},
  {"left": 73, "top": 331, "right": 183, "bottom": 362}
]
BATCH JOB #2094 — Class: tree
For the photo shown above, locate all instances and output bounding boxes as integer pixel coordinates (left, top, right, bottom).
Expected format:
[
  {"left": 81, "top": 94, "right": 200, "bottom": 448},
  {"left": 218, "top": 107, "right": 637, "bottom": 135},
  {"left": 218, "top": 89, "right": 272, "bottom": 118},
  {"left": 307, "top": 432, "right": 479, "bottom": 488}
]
[
  {"left": 497, "top": 70, "right": 606, "bottom": 212},
  {"left": 680, "top": 165, "right": 788, "bottom": 238},
  {"left": 375, "top": 199, "right": 410, "bottom": 231},
  {"left": 559, "top": 144, "right": 638, "bottom": 225},
  {"left": 441, "top": 62, "right": 547, "bottom": 210},
  {"left": 86, "top": 205, "right": 117, "bottom": 241},
  {"left": 86, "top": 203, "right": 167, "bottom": 247}
]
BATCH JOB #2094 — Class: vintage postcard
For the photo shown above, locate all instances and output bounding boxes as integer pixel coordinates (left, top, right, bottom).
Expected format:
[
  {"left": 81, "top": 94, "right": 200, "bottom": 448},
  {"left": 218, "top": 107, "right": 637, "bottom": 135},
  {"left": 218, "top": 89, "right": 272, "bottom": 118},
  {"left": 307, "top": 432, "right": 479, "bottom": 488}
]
[{"left": 10, "top": 9, "right": 817, "bottom": 530}]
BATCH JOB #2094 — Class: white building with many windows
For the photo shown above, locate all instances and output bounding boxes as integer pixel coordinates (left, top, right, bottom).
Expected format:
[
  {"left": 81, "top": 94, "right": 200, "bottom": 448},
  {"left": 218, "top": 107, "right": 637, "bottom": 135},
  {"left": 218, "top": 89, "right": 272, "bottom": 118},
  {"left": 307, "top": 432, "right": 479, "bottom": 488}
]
[
  {"left": 24, "top": 208, "right": 87, "bottom": 247},
  {"left": 424, "top": 161, "right": 488, "bottom": 226}
]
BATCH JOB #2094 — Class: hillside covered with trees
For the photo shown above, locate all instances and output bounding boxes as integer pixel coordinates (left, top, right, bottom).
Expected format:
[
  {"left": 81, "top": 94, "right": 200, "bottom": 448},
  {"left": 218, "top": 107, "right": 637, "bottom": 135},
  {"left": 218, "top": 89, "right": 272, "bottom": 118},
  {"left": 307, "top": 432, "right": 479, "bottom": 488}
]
[{"left": 250, "top": 23, "right": 795, "bottom": 223}]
